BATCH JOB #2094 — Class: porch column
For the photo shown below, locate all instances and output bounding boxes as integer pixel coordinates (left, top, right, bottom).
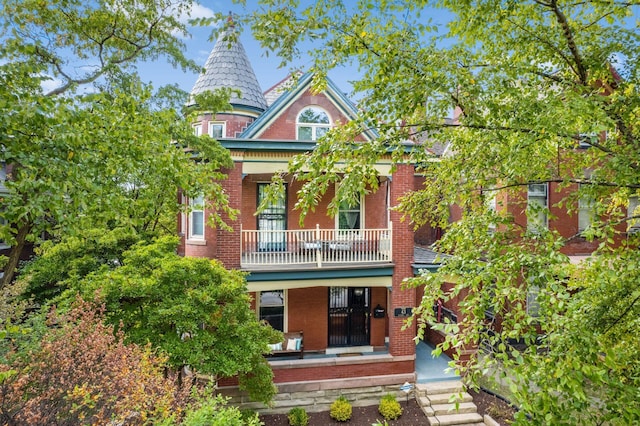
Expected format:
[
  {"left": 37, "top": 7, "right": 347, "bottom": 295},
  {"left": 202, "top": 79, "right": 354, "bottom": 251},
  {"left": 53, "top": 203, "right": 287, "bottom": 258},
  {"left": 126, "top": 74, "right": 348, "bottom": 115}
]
[{"left": 388, "top": 163, "right": 417, "bottom": 358}]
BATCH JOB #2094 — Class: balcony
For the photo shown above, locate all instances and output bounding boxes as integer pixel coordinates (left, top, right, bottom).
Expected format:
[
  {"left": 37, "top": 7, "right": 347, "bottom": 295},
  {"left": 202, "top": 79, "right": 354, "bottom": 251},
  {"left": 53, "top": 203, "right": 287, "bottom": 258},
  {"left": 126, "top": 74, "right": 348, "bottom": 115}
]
[{"left": 241, "top": 225, "right": 393, "bottom": 270}]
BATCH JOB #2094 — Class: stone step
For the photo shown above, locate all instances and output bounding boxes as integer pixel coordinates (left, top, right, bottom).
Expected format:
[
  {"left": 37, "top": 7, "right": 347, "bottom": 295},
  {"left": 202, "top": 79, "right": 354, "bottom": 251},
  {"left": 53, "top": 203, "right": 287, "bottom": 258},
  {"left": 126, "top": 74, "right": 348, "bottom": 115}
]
[
  {"left": 420, "top": 403, "right": 435, "bottom": 417},
  {"left": 427, "top": 391, "right": 474, "bottom": 405},
  {"left": 417, "top": 380, "right": 465, "bottom": 396},
  {"left": 432, "top": 401, "right": 478, "bottom": 415},
  {"left": 427, "top": 412, "right": 484, "bottom": 426}
]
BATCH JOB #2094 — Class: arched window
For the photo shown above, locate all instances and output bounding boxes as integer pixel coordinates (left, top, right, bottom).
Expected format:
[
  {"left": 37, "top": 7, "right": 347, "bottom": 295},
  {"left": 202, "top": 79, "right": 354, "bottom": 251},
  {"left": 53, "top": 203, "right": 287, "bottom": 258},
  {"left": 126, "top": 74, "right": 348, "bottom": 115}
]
[{"left": 297, "top": 106, "right": 330, "bottom": 140}]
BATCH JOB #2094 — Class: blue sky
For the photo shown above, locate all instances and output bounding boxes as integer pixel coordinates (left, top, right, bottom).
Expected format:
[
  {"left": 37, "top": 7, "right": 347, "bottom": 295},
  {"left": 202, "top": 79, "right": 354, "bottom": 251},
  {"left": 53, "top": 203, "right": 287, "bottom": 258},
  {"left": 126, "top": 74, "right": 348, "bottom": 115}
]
[
  {"left": 136, "top": 2, "right": 332, "bottom": 95},
  {"left": 136, "top": 2, "right": 638, "bottom": 98},
  {"left": 136, "top": 1, "right": 453, "bottom": 98}
]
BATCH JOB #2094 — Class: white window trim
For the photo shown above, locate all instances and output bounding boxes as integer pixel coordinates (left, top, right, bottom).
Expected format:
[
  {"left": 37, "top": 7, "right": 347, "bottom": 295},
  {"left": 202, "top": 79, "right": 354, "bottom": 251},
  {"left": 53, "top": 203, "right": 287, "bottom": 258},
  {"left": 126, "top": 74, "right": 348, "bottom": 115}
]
[
  {"left": 335, "top": 191, "right": 364, "bottom": 234},
  {"left": 628, "top": 195, "right": 639, "bottom": 233},
  {"left": 207, "top": 121, "right": 226, "bottom": 139},
  {"left": 578, "top": 184, "right": 595, "bottom": 233},
  {"left": 296, "top": 106, "right": 331, "bottom": 141},
  {"left": 180, "top": 194, "right": 186, "bottom": 237},
  {"left": 0, "top": 216, "right": 8, "bottom": 250},
  {"left": 578, "top": 131, "right": 607, "bottom": 149},
  {"left": 193, "top": 123, "right": 203, "bottom": 137},
  {"left": 0, "top": 162, "right": 7, "bottom": 194},
  {"left": 188, "top": 195, "right": 205, "bottom": 241},
  {"left": 257, "top": 289, "right": 288, "bottom": 332},
  {"left": 527, "top": 183, "right": 548, "bottom": 231},
  {"left": 485, "top": 189, "right": 498, "bottom": 233},
  {"left": 526, "top": 285, "right": 541, "bottom": 318}
]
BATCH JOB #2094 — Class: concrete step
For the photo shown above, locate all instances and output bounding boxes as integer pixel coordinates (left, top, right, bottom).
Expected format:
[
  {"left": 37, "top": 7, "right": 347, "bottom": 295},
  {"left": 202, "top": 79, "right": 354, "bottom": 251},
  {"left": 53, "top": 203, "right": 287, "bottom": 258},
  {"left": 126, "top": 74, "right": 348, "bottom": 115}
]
[
  {"left": 417, "top": 380, "right": 465, "bottom": 396},
  {"left": 431, "top": 401, "right": 478, "bottom": 415},
  {"left": 427, "top": 412, "right": 484, "bottom": 426},
  {"left": 427, "top": 391, "right": 474, "bottom": 405}
]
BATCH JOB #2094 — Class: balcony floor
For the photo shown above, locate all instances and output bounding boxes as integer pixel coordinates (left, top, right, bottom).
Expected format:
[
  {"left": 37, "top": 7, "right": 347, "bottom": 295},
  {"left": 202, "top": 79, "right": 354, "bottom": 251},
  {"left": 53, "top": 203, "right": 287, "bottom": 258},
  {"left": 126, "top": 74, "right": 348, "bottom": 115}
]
[{"left": 240, "top": 258, "right": 393, "bottom": 272}]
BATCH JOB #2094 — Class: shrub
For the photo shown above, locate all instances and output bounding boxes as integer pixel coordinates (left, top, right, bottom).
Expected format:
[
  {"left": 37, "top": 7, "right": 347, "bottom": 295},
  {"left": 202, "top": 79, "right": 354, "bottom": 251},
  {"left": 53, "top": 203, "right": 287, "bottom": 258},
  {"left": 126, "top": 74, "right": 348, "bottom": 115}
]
[
  {"left": 287, "top": 407, "right": 309, "bottom": 426},
  {"left": 182, "top": 393, "right": 262, "bottom": 426},
  {"left": 378, "top": 393, "right": 403, "bottom": 420},
  {"left": 330, "top": 395, "right": 352, "bottom": 422},
  {"left": 0, "top": 298, "right": 190, "bottom": 425}
]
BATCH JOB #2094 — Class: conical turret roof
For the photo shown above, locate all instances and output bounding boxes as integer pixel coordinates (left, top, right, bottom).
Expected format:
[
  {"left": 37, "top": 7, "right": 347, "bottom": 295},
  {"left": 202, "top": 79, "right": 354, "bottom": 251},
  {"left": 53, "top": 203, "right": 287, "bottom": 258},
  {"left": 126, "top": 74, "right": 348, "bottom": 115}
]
[{"left": 189, "top": 25, "right": 267, "bottom": 112}]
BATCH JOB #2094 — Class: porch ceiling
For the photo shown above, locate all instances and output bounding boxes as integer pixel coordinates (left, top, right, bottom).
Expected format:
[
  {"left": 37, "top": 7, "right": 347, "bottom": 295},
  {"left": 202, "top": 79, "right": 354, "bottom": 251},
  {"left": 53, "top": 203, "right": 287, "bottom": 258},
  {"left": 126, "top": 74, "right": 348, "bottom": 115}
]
[
  {"left": 246, "top": 275, "right": 392, "bottom": 292},
  {"left": 237, "top": 155, "right": 393, "bottom": 176}
]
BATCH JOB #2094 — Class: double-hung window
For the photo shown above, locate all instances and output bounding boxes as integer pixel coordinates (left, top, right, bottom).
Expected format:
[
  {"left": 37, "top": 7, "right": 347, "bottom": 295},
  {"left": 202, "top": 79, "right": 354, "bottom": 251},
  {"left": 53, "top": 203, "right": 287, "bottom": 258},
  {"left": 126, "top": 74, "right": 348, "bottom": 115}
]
[
  {"left": 189, "top": 195, "right": 205, "bottom": 239},
  {"left": 527, "top": 184, "right": 548, "bottom": 232},
  {"left": 628, "top": 195, "right": 640, "bottom": 233},
  {"left": 0, "top": 162, "right": 7, "bottom": 194},
  {"left": 297, "top": 106, "right": 330, "bottom": 141},
  {"left": 0, "top": 216, "right": 8, "bottom": 249},
  {"left": 578, "top": 184, "right": 595, "bottom": 233},
  {"left": 337, "top": 198, "right": 362, "bottom": 232},
  {"left": 526, "top": 285, "right": 541, "bottom": 318},
  {"left": 259, "top": 290, "right": 285, "bottom": 332},
  {"left": 485, "top": 190, "right": 497, "bottom": 234}
]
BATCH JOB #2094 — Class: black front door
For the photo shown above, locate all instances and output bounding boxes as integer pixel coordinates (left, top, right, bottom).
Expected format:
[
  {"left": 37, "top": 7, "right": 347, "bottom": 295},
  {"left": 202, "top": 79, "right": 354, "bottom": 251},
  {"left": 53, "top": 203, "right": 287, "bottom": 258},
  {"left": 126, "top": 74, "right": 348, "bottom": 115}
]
[{"left": 328, "top": 287, "right": 370, "bottom": 347}]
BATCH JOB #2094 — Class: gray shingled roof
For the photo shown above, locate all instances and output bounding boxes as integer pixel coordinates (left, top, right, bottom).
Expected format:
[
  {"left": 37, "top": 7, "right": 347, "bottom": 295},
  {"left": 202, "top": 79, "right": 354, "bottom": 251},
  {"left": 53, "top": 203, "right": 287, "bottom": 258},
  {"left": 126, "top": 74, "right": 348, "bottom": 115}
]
[
  {"left": 413, "top": 246, "right": 449, "bottom": 266},
  {"left": 189, "top": 27, "right": 267, "bottom": 111}
]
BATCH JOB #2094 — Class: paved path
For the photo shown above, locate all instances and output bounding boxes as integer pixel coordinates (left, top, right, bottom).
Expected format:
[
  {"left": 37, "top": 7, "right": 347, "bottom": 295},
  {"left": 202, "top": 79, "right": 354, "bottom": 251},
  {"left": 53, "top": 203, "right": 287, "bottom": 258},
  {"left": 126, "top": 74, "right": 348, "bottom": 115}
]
[{"left": 416, "top": 341, "right": 460, "bottom": 383}]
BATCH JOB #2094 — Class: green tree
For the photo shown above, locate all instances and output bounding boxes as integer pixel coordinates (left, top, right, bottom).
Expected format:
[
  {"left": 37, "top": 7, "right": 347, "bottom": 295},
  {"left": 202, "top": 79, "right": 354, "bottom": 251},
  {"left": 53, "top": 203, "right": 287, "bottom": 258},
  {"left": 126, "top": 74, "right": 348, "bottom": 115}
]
[
  {"left": 0, "top": 297, "right": 190, "bottom": 425},
  {"left": 0, "top": 0, "right": 234, "bottom": 288},
  {"left": 231, "top": 1, "right": 640, "bottom": 423},
  {"left": 57, "top": 236, "right": 280, "bottom": 405}
]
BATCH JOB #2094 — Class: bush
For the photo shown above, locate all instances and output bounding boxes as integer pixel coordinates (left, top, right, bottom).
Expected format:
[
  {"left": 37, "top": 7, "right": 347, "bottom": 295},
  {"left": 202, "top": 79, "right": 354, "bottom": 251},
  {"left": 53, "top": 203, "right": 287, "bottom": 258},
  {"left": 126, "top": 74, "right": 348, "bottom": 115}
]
[
  {"left": 287, "top": 407, "right": 309, "bottom": 426},
  {"left": 330, "top": 396, "right": 352, "bottom": 422},
  {"left": 0, "top": 298, "right": 190, "bottom": 425},
  {"left": 182, "top": 393, "right": 262, "bottom": 426},
  {"left": 378, "top": 393, "right": 403, "bottom": 420}
]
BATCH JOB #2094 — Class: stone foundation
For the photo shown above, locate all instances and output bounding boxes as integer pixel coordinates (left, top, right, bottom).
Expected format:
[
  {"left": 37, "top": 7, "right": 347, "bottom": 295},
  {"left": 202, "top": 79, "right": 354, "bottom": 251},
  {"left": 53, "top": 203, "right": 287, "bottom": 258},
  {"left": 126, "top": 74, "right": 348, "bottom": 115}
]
[{"left": 219, "top": 373, "right": 416, "bottom": 415}]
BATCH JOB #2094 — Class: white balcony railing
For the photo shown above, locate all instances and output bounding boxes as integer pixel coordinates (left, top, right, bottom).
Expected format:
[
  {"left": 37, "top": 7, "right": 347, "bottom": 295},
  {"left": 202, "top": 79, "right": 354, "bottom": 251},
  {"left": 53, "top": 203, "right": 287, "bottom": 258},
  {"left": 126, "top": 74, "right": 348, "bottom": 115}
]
[{"left": 241, "top": 224, "right": 393, "bottom": 268}]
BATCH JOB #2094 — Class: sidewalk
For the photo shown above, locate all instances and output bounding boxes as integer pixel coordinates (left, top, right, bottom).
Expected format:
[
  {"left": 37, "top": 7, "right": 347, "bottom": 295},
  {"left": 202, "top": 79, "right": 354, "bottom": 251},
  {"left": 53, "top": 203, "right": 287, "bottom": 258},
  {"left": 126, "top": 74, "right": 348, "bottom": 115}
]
[{"left": 415, "top": 340, "right": 459, "bottom": 383}]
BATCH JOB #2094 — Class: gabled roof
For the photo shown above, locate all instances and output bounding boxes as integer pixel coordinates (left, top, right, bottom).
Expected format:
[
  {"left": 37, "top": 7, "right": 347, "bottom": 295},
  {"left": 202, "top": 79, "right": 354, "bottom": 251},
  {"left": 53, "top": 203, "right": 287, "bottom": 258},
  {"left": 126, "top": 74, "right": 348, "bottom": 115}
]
[
  {"left": 240, "top": 72, "right": 378, "bottom": 140},
  {"left": 189, "top": 26, "right": 267, "bottom": 113}
]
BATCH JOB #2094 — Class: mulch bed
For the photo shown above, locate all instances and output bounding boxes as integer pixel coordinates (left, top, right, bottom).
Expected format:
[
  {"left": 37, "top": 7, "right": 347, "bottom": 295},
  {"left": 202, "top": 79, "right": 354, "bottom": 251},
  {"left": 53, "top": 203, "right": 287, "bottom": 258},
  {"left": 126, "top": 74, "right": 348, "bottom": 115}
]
[
  {"left": 260, "top": 398, "right": 426, "bottom": 426},
  {"left": 469, "top": 388, "right": 516, "bottom": 425},
  {"left": 260, "top": 389, "right": 516, "bottom": 425}
]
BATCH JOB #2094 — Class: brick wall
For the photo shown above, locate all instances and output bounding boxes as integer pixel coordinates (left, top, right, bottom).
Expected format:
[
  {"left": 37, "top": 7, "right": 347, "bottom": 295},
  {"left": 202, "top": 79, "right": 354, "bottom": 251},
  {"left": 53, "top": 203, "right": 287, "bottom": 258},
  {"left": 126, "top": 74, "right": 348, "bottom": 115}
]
[
  {"left": 389, "top": 163, "right": 417, "bottom": 358},
  {"left": 269, "top": 358, "right": 414, "bottom": 384},
  {"left": 288, "top": 287, "right": 328, "bottom": 351},
  {"left": 256, "top": 89, "right": 368, "bottom": 142}
]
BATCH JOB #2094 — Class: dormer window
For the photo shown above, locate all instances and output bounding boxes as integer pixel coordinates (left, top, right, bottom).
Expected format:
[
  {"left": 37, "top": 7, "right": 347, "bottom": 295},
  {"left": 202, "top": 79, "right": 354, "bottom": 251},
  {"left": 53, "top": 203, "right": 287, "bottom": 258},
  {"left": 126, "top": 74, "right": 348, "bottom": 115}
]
[{"left": 297, "top": 106, "right": 330, "bottom": 141}]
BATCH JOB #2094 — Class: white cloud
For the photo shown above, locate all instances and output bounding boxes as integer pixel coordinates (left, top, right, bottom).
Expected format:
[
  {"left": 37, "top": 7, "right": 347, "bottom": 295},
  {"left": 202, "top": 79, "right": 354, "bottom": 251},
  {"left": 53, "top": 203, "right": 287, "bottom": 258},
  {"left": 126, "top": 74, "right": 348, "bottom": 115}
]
[
  {"left": 188, "top": 3, "right": 216, "bottom": 21},
  {"left": 174, "top": 2, "right": 216, "bottom": 25},
  {"left": 40, "top": 75, "right": 64, "bottom": 94}
]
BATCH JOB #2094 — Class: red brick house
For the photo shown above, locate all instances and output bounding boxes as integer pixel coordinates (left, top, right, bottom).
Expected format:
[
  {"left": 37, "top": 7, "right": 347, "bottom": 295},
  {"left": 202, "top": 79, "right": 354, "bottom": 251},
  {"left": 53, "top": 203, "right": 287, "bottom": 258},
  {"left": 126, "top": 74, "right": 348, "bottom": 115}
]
[{"left": 178, "top": 27, "right": 440, "bottom": 396}]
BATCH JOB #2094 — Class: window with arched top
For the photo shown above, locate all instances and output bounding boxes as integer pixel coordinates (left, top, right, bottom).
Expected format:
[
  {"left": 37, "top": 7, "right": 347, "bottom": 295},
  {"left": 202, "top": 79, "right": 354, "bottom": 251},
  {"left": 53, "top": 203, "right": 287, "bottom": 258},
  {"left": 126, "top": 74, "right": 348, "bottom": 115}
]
[{"left": 297, "top": 106, "right": 330, "bottom": 140}]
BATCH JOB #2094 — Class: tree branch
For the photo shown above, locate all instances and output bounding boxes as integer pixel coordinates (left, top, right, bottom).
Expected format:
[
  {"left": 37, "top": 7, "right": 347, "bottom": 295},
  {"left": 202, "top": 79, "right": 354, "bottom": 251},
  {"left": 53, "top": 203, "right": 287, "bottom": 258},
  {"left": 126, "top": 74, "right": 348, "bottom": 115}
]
[
  {"left": 603, "top": 291, "right": 640, "bottom": 335},
  {"left": 548, "top": 0, "right": 588, "bottom": 85}
]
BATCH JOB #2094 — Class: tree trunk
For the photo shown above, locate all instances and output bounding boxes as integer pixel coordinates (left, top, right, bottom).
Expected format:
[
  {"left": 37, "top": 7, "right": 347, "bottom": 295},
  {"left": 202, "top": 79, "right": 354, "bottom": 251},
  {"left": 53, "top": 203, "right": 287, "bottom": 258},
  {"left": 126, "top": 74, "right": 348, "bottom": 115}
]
[{"left": 1, "top": 222, "right": 31, "bottom": 290}]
